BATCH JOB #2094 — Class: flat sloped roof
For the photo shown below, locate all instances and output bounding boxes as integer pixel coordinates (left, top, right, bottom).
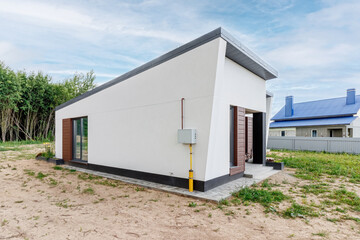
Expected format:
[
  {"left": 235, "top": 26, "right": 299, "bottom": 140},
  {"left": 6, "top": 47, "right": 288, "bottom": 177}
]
[
  {"left": 272, "top": 95, "right": 360, "bottom": 121},
  {"left": 56, "top": 27, "right": 278, "bottom": 111},
  {"left": 270, "top": 116, "right": 357, "bottom": 128}
]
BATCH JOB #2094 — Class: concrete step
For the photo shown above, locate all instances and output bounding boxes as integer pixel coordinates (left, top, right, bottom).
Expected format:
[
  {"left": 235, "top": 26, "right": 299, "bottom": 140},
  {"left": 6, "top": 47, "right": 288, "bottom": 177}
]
[{"left": 244, "top": 163, "right": 279, "bottom": 180}]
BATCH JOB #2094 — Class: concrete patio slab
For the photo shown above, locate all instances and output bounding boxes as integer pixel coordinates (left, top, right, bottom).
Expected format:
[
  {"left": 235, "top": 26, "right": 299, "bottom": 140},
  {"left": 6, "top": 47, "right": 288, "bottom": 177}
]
[{"left": 63, "top": 163, "right": 280, "bottom": 202}]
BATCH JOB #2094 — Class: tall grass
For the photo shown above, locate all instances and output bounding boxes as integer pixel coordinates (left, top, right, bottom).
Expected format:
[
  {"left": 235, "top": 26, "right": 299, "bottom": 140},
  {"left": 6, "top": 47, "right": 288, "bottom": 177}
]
[{"left": 0, "top": 140, "right": 49, "bottom": 151}]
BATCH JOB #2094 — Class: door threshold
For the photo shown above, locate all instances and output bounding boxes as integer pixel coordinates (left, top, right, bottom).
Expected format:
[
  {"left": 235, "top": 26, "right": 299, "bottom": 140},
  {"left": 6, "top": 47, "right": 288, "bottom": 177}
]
[{"left": 70, "top": 159, "right": 88, "bottom": 165}]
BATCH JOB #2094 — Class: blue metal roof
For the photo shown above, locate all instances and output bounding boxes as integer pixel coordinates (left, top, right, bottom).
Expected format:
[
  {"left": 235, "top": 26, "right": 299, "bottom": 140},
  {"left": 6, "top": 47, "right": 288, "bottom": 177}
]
[
  {"left": 270, "top": 116, "right": 357, "bottom": 128},
  {"left": 272, "top": 95, "right": 360, "bottom": 121}
]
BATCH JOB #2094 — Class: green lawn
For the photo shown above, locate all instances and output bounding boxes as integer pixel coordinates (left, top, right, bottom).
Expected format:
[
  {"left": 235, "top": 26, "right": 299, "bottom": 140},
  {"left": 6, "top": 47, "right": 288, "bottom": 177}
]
[{"left": 267, "top": 150, "right": 360, "bottom": 182}]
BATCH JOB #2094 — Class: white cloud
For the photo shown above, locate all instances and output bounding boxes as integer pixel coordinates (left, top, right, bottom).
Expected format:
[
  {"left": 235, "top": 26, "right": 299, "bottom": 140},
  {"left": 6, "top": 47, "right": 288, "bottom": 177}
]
[
  {"left": 0, "top": 0, "right": 96, "bottom": 29},
  {"left": 0, "top": 41, "right": 33, "bottom": 65}
]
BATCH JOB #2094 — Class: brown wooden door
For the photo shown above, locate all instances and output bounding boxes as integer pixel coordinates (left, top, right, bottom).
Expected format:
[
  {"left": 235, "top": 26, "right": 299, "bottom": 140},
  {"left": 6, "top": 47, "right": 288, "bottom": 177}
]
[{"left": 62, "top": 118, "right": 73, "bottom": 161}]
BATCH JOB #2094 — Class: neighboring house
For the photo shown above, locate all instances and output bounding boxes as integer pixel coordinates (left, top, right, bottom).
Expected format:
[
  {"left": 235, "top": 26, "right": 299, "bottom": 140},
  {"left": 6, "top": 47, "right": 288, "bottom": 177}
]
[
  {"left": 55, "top": 28, "right": 278, "bottom": 192},
  {"left": 270, "top": 89, "right": 360, "bottom": 138}
]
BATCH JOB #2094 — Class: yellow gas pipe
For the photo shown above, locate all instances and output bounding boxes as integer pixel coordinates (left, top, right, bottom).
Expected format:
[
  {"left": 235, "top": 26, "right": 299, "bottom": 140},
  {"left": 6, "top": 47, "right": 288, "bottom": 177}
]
[{"left": 189, "top": 144, "right": 193, "bottom": 192}]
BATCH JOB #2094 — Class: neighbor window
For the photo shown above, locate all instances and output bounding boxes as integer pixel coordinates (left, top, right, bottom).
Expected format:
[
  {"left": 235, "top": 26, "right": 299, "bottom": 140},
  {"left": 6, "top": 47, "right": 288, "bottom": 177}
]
[
  {"left": 281, "top": 131, "right": 286, "bottom": 137},
  {"left": 311, "top": 130, "right": 317, "bottom": 137}
]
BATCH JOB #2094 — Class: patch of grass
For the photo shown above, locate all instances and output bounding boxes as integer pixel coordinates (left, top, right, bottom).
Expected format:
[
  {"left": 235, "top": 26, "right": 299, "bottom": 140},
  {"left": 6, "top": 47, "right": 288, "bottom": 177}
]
[
  {"left": 300, "top": 183, "right": 330, "bottom": 195},
  {"left": 188, "top": 202, "right": 197, "bottom": 208},
  {"left": 94, "top": 179, "right": 119, "bottom": 188},
  {"left": 326, "top": 218, "right": 338, "bottom": 223},
  {"left": 82, "top": 187, "right": 95, "bottom": 194},
  {"left": 55, "top": 199, "right": 71, "bottom": 208},
  {"left": 1, "top": 219, "right": 8, "bottom": 226},
  {"left": 48, "top": 178, "right": 58, "bottom": 186},
  {"left": 261, "top": 179, "right": 281, "bottom": 189},
  {"left": 232, "top": 187, "right": 288, "bottom": 207},
  {"left": 134, "top": 187, "right": 145, "bottom": 192},
  {"left": 341, "top": 215, "right": 360, "bottom": 223},
  {"left": 53, "top": 166, "right": 63, "bottom": 170},
  {"left": 283, "top": 203, "right": 319, "bottom": 218},
  {"left": 78, "top": 173, "right": 102, "bottom": 181},
  {"left": 335, "top": 207, "right": 347, "bottom": 213},
  {"left": 312, "top": 231, "right": 328, "bottom": 237},
  {"left": 231, "top": 198, "right": 242, "bottom": 206},
  {"left": 16, "top": 153, "right": 35, "bottom": 160},
  {"left": 218, "top": 199, "right": 230, "bottom": 206},
  {"left": 270, "top": 150, "right": 360, "bottom": 182},
  {"left": 0, "top": 140, "right": 45, "bottom": 147},
  {"left": 326, "top": 188, "right": 360, "bottom": 211},
  {"left": 24, "top": 169, "right": 35, "bottom": 176},
  {"left": 14, "top": 200, "right": 23, "bottom": 204},
  {"left": 36, "top": 172, "right": 48, "bottom": 180}
]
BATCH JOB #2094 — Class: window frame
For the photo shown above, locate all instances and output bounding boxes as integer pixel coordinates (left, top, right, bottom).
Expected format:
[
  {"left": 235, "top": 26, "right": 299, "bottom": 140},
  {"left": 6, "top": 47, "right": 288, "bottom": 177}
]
[
  {"left": 311, "top": 129, "right": 317, "bottom": 137},
  {"left": 72, "top": 116, "right": 88, "bottom": 161}
]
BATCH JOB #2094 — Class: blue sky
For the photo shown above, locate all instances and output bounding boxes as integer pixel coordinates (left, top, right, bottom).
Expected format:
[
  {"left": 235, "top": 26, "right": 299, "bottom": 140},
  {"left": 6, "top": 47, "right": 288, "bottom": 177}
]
[{"left": 0, "top": 0, "right": 359, "bottom": 114}]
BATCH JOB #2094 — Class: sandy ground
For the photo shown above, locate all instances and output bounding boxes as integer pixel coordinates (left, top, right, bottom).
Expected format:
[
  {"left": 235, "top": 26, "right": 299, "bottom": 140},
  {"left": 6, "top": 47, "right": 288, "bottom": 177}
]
[{"left": 1, "top": 145, "right": 360, "bottom": 240}]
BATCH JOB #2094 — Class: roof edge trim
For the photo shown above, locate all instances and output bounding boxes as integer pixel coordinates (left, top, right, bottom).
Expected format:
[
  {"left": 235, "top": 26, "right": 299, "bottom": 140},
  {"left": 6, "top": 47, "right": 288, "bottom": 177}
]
[{"left": 55, "top": 27, "right": 277, "bottom": 111}]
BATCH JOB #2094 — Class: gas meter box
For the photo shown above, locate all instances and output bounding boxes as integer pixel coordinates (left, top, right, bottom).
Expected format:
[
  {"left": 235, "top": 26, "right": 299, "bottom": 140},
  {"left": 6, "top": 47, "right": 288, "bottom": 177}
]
[{"left": 177, "top": 129, "right": 197, "bottom": 144}]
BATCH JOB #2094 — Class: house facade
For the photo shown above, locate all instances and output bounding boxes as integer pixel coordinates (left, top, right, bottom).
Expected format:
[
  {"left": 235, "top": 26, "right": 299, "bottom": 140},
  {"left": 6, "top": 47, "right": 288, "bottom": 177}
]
[
  {"left": 55, "top": 28, "right": 278, "bottom": 191},
  {"left": 270, "top": 89, "right": 360, "bottom": 138}
]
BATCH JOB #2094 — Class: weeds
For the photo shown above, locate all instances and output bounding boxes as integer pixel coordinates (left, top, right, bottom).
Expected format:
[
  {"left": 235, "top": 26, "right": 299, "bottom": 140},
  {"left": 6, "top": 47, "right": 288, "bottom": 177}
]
[
  {"left": 188, "top": 202, "right": 197, "bottom": 207},
  {"left": 232, "top": 187, "right": 288, "bottom": 207},
  {"left": 78, "top": 173, "right": 102, "bottom": 181},
  {"left": 82, "top": 187, "right": 95, "bottom": 194},
  {"left": 300, "top": 183, "right": 330, "bottom": 195},
  {"left": 135, "top": 187, "right": 145, "bottom": 192},
  {"left": 24, "top": 169, "right": 35, "bottom": 176},
  {"left": 36, "top": 172, "right": 48, "bottom": 180},
  {"left": 53, "top": 166, "right": 63, "bottom": 170},
  {"left": 283, "top": 203, "right": 319, "bottom": 218}
]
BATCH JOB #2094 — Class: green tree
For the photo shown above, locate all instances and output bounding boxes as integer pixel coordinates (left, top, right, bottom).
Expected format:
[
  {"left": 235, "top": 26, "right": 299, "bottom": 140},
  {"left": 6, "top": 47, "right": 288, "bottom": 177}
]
[{"left": 0, "top": 62, "right": 21, "bottom": 142}]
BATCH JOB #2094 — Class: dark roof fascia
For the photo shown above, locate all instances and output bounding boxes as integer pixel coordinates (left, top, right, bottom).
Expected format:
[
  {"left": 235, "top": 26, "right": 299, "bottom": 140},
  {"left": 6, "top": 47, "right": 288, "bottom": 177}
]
[
  {"left": 55, "top": 27, "right": 277, "bottom": 111},
  {"left": 220, "top": 28, "right": 278, "bottom": 80},
  {"left": 273, "top": 114, "right": 355, "bottom": 122},
  {"left": 270, "top": 123, "right": 349, "bottom": 129}
]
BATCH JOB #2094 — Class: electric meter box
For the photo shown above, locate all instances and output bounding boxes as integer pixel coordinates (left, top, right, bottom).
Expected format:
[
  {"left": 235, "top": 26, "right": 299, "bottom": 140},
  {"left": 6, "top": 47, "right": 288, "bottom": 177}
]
[{"left": 177, "top": 129, "right": 197, "bottom": 144}]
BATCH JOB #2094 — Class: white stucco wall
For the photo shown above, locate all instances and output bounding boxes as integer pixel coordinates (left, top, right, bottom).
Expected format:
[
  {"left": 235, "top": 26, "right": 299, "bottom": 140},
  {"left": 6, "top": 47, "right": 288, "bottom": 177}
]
[
  {"left": 56, "top": 38, "right": 224, "bottom": 181},
  {"left": 56, "top": 38, "right": 269, "bottom": 182},
  {"left": 265, "top": 95, "right": 273, "bottom": 148},
  {"left": 205, "top": 57, "right": 267, "bottom": 181},
  {"left": 350, "top": 117, "right": 360, "bottom": 138},
  {"left": 269, "top": 128, "right": 296, "bottom": 137}
]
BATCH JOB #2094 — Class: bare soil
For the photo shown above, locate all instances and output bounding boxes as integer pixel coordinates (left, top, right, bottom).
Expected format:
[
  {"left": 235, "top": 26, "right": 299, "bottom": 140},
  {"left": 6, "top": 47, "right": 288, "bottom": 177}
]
[{"left": 1, "top": 145, "right": 360, "bottom": 239}]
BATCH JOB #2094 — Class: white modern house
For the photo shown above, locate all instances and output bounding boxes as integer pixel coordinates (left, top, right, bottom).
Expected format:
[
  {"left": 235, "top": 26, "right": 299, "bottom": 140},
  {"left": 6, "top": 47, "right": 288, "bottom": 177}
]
[{"left": 55, "top": 28, "right": 278, "bottom": 191}]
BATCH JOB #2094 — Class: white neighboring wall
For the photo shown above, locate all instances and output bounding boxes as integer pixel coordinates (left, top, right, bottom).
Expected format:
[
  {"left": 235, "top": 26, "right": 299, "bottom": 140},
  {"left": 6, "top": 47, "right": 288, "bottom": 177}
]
[
  {"left": 350, "top": 117, "right": 360, "bottom": 138},
  {"left": 56, "top": 38, "right": 224, "bottom": 181}
]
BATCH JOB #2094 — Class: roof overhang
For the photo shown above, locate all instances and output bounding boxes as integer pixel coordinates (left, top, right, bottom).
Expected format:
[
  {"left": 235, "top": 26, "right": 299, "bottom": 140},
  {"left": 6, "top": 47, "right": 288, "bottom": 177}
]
[
  {"left": 270, "top": 116, "right": 357, "bottom": 128},
  {"left": 56, "top": 27, "right": 278, "bottom": 111}
]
